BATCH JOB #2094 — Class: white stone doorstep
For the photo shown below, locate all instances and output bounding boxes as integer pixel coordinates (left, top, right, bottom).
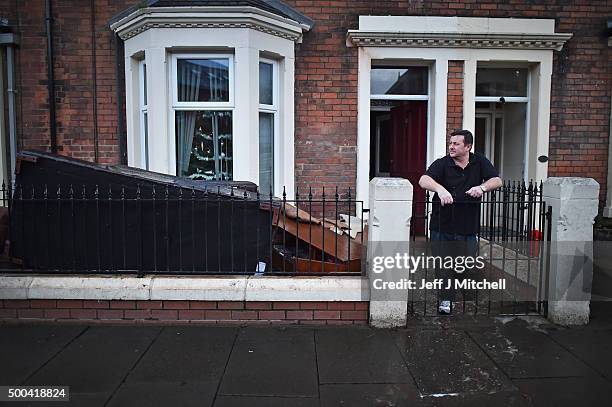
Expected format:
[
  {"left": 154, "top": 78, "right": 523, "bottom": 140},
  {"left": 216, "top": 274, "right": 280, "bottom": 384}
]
[{"left": 0, "top": 274, "right": 370, "bottom": 302}]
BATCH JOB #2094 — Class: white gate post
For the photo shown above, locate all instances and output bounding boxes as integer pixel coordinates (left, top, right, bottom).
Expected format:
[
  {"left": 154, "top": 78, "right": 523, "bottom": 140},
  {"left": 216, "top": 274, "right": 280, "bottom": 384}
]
[
  {"left": 367, "top": 178, "right": 413, "bottom": 328},
  {"left": 543, "top": 177, "right": 599, "bottom": 325}
]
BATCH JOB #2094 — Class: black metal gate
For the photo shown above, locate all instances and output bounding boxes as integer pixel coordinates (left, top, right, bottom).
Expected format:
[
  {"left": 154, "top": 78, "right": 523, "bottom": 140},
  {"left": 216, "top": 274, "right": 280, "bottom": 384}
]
[{"left": 409, "top": 181, "right": 552, "bottom": 316}]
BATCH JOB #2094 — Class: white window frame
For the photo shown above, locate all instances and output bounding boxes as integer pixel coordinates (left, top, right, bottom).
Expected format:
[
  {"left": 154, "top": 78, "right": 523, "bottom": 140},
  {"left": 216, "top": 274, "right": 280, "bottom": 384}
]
[
  {"left": 169, "top": 53, "right": 235, "bottom": 179},
  {"left": 170, "top": 53, "right": 235, "bottom": 110},
  {"left": 370, "top": 64, "right": 430, "bottom": 102},
  {"left": 258, "top": 58, "right": 279, "bottom": 193},
  {"left": 138, "top": 60, "right": 149, "bottom": 170}
]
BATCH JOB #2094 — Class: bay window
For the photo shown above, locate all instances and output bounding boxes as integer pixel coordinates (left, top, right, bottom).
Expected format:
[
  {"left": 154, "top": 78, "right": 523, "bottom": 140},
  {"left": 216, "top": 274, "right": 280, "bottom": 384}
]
[{"left": 113, "top": 3, "right": 309, "bottom": 198}]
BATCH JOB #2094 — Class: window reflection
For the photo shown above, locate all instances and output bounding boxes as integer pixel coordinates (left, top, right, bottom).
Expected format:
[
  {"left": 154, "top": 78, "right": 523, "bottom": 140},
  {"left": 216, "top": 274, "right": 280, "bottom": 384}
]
[
  {"left": 476, "top": 68, "right": 527, "bottom": 97},
  {"left": 370, "top": 67, "right": 428, "bottom": 95},
  {"left": 177, "top": 59, "right": 230, "bottom": 102},
  {"left": 176, "top": 111, "right": 233, "bottom": 180}
]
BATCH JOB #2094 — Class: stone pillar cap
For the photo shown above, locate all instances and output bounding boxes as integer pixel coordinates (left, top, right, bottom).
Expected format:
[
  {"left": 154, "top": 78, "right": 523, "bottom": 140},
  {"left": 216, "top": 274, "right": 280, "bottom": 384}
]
[
  {"left": 543, "top": 177, "right": 599, "bottom": 200},
  {"left": 369, "top": 177, "right": 413, "bottom": 201}
]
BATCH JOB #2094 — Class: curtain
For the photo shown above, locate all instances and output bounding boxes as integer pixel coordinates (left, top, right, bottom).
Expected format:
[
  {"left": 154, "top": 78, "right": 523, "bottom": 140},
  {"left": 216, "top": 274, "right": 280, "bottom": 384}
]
[
  {"left": 177, "top": 61, "right": 201, "bottom": 176},
  {"left": 259, "top": 112, "right": 274, "bottom": 194}
]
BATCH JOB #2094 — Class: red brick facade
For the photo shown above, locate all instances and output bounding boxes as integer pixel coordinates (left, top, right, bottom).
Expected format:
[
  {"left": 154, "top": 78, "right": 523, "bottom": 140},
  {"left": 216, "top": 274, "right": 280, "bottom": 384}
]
[
  {"left": 0, "top": 1, "right": 610, "bottom": 202},
  {"left": 447, "top": 60, "right": 465, "bottom": 143},
  {"left": 0, "top": 299, "right": 369, "bottom": 325}
]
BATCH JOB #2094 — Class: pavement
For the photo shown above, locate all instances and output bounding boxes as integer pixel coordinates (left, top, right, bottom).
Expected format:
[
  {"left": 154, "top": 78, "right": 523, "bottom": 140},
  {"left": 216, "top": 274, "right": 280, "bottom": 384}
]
[{"left": 2, "top": 304, "right": 612, "bottom": 407}]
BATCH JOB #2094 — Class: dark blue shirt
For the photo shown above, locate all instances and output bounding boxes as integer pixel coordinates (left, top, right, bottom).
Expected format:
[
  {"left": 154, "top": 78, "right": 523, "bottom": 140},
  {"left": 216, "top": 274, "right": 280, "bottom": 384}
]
[{"left": 425, "top": 152, "right": 499, "bottom": 235}]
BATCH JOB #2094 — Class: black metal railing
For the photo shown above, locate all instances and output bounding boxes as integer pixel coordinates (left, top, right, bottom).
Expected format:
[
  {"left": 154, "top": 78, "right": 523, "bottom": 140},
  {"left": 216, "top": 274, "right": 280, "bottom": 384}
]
[
  {"left": 1, "top": 183, "right": 365, "bottom": 276},
  {"left": 409, "top": 180, "right": 552, "bottom": 316}
]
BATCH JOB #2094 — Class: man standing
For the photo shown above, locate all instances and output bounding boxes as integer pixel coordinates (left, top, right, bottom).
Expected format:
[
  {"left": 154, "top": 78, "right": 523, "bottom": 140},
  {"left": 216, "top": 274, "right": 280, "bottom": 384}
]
[{"left": 418, "top": 129, "right": 503, "bottom": 314}]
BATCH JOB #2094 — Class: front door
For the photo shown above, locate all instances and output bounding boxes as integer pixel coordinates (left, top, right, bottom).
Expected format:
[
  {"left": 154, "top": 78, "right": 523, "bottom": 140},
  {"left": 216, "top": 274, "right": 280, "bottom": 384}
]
[{"left": 390, "top": 101, "right": 427, "bottom": 235}]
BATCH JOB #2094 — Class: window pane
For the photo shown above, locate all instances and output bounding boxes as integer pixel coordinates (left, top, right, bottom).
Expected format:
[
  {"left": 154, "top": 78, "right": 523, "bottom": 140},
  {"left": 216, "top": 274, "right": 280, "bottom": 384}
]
[
  {"left": 177, "top": 59, "right": 230, "bottom": 102},
  {"left": 370, "top": 67, "right": 427, "bottom": 95},
  {"left": 142, "top": 63, "right": 147, "bottom": 106},
  {"left": 176, "top": 110, "right": 233, "bottom": 180},
  {"left": 259, "top": 112, "right": 274, "bottom": 194},
  {"left": 476, "top": 68, "right": 527, "bottom": 97},
  {"left": 143, "top": 112, "right": 149, "bottom": 170},
  {"left": 259, "top": 62, "right": 274, "bottom": 105}
]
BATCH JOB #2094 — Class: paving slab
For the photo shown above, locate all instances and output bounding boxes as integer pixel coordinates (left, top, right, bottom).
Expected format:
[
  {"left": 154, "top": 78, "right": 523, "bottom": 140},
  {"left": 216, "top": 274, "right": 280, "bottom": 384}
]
[
  {"left": 107, "top": 381, "right": 219, "bottom": 407},
  {"left": 319, "top": 383, "right": 424, "bottom": 407},
  {"left": 513, "top": 376, "right": 612, "bottom": 407},
  {"left": 395, "top": 329, "right": 514, "bottom": 395},
  {"left": 468, "top": 320, "right": 593, "bottom": 378},
  {"left": 0, "top": 324, "right": 85, "bottom": 385},
  {"left": 22, "top": 326, "right": 160, "bottom": 395},
  {"left": 545, "top": 326, "right": 612, "bottom": 380},
  {"left": 125, "top": 326, "right": 237, "bottom": 383},
  {"left": 106, "top": 327, "right": 237, "bottom": 407},
  {"left": 218, "top": 327, "right": 317, "bottom": 397},
  {"left": 214, "top": 395, "right": 318, "bottom": 407},
  {"left": 316, "top": 328, "right": 413, "bottom": 384}
]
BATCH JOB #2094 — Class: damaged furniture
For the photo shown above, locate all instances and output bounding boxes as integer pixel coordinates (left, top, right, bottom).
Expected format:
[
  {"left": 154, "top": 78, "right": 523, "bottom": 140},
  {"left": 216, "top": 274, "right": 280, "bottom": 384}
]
[{"left": 7, "top": 151, "right": 365, "bottom": 274}]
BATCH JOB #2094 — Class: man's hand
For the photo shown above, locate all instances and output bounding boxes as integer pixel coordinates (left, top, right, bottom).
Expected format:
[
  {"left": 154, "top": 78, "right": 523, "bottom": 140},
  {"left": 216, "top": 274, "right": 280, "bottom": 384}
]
[
  {"left": 438, "top": 188, "right": 453, "bottom": 206},
  {"left": 465, "top": 186, "right": 483, "bottom": 199}
]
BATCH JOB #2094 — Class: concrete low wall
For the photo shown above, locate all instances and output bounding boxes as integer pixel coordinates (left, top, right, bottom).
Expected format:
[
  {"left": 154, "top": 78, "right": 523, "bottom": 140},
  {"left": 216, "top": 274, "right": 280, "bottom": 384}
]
[
  {"left": 0, "top": 274, "right": 369, "bottom": 302},
  {"left": 0, "top": 274, "right": 370, "bottom": 325}
]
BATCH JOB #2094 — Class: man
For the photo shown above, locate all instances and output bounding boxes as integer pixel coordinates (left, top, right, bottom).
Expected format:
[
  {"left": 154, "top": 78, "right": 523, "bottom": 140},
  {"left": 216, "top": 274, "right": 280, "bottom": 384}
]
[{"left": 418, "top": 129, "right": 503, "bottom": 314}]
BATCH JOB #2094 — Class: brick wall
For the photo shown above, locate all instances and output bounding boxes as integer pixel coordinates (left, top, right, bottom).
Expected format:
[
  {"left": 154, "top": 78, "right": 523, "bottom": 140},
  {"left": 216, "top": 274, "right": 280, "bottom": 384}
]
[
  {"left": 0, "top": 0, "right": 135, "bottom": 165},
  {"left": 0, "top": 300, "right": 369, "bottom": 325},
  {"left": 447, "top": 60, "right": 464, "bottom": 142},
  {"left": 2, "top": 1, "right": 611, "bottom": 202}
]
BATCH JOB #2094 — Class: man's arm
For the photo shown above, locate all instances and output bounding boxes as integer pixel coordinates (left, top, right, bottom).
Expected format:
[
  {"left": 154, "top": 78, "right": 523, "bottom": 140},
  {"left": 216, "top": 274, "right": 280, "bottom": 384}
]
[
  {"left": 465, "top": 176, "right": 503, "bottom": 198},
  {"left": 419, "top": 175, "right": 454, "bottom": 206},
  {"left": 483, "top": 177, "right": 503, "bottom": 191}
]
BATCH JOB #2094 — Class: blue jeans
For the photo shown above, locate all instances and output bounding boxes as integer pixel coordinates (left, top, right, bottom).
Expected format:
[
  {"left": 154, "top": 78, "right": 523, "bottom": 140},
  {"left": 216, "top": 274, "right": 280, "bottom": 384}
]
[{"left": 430, "top": 231, "right": 478, "bottom": 302}]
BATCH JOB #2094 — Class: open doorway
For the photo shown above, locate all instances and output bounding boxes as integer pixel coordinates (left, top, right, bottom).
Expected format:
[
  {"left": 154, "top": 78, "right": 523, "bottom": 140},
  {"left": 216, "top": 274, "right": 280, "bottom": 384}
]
[
  {"left": 370, "top": 100, "right": 428, "bottom": 234},
  {"left": 474, "top": 102, "right": 527, "bottom": 181},
  {"left": 474, "top": 67, "right": 529, "bottom": 182},
  {"left": 369, "top": 64, "right": 429, "bottom": 234}
]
